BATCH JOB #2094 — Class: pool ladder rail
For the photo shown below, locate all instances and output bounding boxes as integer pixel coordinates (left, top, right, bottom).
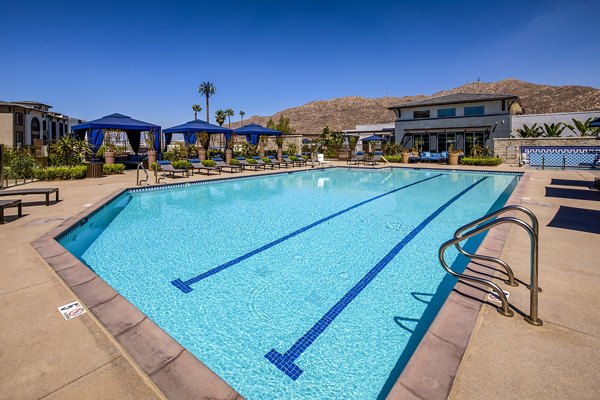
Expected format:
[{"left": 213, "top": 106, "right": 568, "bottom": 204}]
[
  {"left": 136, "top": 161, "right": 149, "bottom": 186},
  {"left": 439, "top": 205, "right": 543, "bottom": 326}
]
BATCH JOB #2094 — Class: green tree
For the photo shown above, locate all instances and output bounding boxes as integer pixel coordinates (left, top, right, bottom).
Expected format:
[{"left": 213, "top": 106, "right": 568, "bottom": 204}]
[
  {"left": 192, "top": 104, "right": 202, "bottom": 120},
  {"left": 267, "top": 116, "right": 295, "bottom": 134},
  {"left": 239, "top": 110, "right": 246, "bottom": 125},
  {"left": 564, "top": 117, "right": 599, "bottom": 137},
  {"left": 215, "top": 110, "right": 227, "bottom": 127},
  {"left": 515, "top": 123, "right": 543, "bottom": 138},
  {"left": 543, "top": 122, "right": 566, "bottom": 137},
  {"left": 198, "top": 82, "right": 216, "bottom": 122},
  {"left": 225, "top": 108, "right": 234, "bottom": 128}
]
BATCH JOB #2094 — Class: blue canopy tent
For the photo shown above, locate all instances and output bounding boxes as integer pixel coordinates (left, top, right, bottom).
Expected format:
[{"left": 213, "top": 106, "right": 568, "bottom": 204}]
[
  {"left": 234, "top": 123, "right": 282, "bottom": 145},
  {"left": 72, "top": 113, "right": 161, "bottom": 154},
  {"left": 591, "top": 117, "right": 600, "bottom": 127},
  {"left": 163, "top": 119, "right": 233, "bottom": 149}
]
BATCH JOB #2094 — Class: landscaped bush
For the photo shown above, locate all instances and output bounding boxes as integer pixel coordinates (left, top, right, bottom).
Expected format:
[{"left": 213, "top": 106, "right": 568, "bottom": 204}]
[
  {"left": 34, "top": 166, "right": 87, "bottom": 180},
  {"left": 103, "top": 164, "right": 125, "bottom": 175},
  {"left": 385, "top": 155, "right": 403, "bottom": 163},
  {"left": 202, "top": 160, "right": 217, "bottom": 167},
  {"left": 262, "top": 157, "right": 271, "bottom": 163},
  {"left": 4, "top": 147, "right": 37, "bottom": 178},
  {"left": 247, "top": 158, "right": 257, "bottom": 164},
  {"left": 162, "top": 143, "right": 188, "bottom": 162},
  {"left": 208, "top": 149, "right": 224, "bottom": 160},
  {"left": 150, "top": 162, "right": 160, "bottom": 172},
  {"left": 460, "top": 157, "right": 502, "bottom": 166},
  {"left": 229, "top": 159, "right": 240, "bottom": 165},
  {"left": 171, "top": 160, "right": 191, "bottom": 169}
]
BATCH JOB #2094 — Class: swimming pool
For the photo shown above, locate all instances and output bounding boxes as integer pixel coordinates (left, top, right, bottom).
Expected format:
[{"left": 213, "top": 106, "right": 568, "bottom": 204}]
[{"left": 60, "top": 168, "right": 519, "bottom": 399}]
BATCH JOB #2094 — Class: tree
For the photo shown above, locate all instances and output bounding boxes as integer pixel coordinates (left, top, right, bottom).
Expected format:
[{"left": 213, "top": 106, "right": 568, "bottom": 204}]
[
  {"left": 515, "top": 123, "right": 543, "bottom": 138},
  {"left": 225, "top": 108, "right": 234, "bottom": 128},
  {"left": 267, "top": 116, "right": 295, "bottom": 134},
  {"left": 239, "top": 110, "right": 246, "bottom": 125},
  {"left": 215, "top": 110, "right": 227, "bottom": 127},
  {"left": 564, "top": 117, "right": 599, "bottom": 137},
  {"left": 543, "top": 122, "right": 566, "bottom": 137},
  {"left": 192, "top": 104, "right": 202, "bottom": 120},
  {"left": 198, "top": 82, "right": 216, "bottom": 122}
]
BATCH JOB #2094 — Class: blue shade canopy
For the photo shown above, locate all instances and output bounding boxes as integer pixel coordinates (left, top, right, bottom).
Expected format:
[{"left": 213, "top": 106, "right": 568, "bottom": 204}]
[
  {"left": 71, "top": 113, "right": 161, "bottom": 153},
  {"left": 234, "top": 123, "right": 282, "bottom": 145},
  {"left": 591, "top": 118, "right": 600, "bottom": 127},
  {"left": 164, "top": 119, "right": 234, "bottom": 146},
  {"left": 361, "top": 135, "right": 388, "bottom": 142}
]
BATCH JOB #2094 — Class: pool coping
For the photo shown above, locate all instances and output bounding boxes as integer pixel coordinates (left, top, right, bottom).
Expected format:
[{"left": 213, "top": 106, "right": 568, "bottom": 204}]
[{"left": 31, "top": 168, "right": 528, "bottom": 400}]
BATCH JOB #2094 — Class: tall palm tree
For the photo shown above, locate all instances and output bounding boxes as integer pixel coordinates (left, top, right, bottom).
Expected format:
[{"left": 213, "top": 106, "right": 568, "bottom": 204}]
[
  {"left": 192, "top": 104, "right": 202, "bottom": 120},
  {"left": 225, "top": 108, "right": 234, "bottom": 128},
  {"left": 198, "top": 82, "right": 216, "bottom": 122},
  {"left": 215, "top": 110, "right": 227, "bottom": 127},
  {"left": 239, "top": 110, "right": 246, "bottom": 125}
]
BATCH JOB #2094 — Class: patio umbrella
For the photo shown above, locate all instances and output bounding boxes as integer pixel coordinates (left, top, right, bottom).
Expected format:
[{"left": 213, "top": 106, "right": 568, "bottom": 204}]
[{"left": 234, "top": 123, "right": 282, "bottom": 145}]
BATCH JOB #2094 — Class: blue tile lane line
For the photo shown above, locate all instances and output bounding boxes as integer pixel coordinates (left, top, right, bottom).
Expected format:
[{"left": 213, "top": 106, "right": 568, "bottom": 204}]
[
  {"left": 171, "top": 174, "right": 444, "bottom": 293},
  {"left": 264, "top": 176, "right": 488, "bottom": 380}
]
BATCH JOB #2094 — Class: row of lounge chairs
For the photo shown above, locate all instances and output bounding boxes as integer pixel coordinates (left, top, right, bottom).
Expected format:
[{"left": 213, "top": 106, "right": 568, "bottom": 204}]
[
  {"left": 157, "top": 155, "right": 309, "bottom": 179},
  {"left": 347, "top": 151, "right": 384, "bottom": 166}
]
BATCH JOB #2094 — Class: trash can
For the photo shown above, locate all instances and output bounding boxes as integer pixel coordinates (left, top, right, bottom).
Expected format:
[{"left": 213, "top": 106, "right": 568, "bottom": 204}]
[{"left": 87, "top": 162, "right": 104, "bottom": 178}]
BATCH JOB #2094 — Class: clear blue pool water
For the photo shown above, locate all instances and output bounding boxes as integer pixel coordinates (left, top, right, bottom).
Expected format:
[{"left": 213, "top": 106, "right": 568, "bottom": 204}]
[{"left": 60, "top": 168, "right": 519, "bottom": 399}]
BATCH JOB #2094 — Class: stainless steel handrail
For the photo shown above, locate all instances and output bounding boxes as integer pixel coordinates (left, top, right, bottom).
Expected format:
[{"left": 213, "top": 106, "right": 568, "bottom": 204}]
[
  {"left": 440, "top": 215, "right": 543, "bottom": 326},
  {"left": 453, "top": 205, "right": 540, "bottom": 289},
  {"left": 136, "top": 161, "right": 149, "bottom": 186}
]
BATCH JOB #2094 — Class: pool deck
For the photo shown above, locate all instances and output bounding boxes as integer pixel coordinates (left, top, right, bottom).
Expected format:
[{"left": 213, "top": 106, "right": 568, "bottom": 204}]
[{"left": 0, "top": 162, "right": 598, "bottom": 399}]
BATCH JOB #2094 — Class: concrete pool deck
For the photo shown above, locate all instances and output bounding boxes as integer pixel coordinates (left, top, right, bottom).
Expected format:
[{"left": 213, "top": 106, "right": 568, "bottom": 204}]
[{"left": 0, "top": 162, "right": 598, "bottom": 399}]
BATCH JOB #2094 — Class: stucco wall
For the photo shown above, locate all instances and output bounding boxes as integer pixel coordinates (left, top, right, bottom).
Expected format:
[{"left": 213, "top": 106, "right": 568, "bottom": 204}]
[
  {"left": 0, "top": 113, "right": 13, "bottom": 146},
  {"left": 493, "top": 137, "right": 600, "bottom": 163},
  {"left": 511, "top": 111, "right": 600, "bottom": 137}
]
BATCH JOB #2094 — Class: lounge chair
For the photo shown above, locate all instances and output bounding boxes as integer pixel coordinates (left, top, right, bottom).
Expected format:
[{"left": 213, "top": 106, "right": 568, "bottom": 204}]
[
  {"left": 347, "top": 151, "right": 364, "bottom": 165},
  {"left": 0, "top": 187, "right": 59, "bottom": 206},
  {"left": 364, "top": 151, "right": 383, "bottom": 166},
  {"left": 267, "top": 155, "right": 288, "bottom": 168},
  {"left": 236, "top": 157, "right": 265, "bottom": 171},
  {"left": 157, "top": 160, "right": 188, "bottom": 178},
  {"left": 188, "top": 158, "right": 221, "bottom": 176},
  {"left": 282, "top": 155, "right": 305, "bottom": 167},
  {"left": 212, "top": 157, "right": 242, "bottom": 173},
  {"left": 294, "top": 154, "right": 308, "bottom": 166},
  {"left": 252, "top": 156, "right": 279, "bottom": 169},
  {"left": 0, "top": 199, "right": 22, "bottom": 224}
]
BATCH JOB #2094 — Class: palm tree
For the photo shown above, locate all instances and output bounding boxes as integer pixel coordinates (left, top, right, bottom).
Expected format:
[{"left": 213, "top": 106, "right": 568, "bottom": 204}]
[
  {"left": 192, "top": 104, "right": 202, "bottom": 120},
  {"left": 515, "top": 123, "right": 543, "bottom": 138},
  {"left": 215, "top": 110, "right": 227, "bottom": 127},
  {"left": 239, "top": 110, "right": 246, "bottom": 125},
  {"left": 543, "top": 122, "right": 566, "bottom": 137},
  {"left": 198, "top": 82, "right": 216, "bottom": 122},
  {"left": 225, "top": 108, "right": 234, "bottom": 128}
]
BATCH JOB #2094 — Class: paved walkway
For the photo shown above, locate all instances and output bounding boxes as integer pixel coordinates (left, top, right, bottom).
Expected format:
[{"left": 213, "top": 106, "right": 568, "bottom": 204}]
[{"left": 0, "top": 163, "right": 598, "bottom": 399}]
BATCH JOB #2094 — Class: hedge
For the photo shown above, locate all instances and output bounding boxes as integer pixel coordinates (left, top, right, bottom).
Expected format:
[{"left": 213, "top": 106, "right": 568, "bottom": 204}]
[
  {"left": 103, "top": 164, "right": 125, "bottom": 175},
  {"left": 34, "top": 166, "right": 87, "bottom": 180},
  {"left": 171, "top": 160, "right": 191, "bottom": 169},
  {"left": 385, "top": 155, "right": 403, "bottom": 163},
  {"left": 202, "top": 160, "right": 217, "bottom": 167},
  {"left": 460, "top": 157, "right": 502, "bottom": 166}
]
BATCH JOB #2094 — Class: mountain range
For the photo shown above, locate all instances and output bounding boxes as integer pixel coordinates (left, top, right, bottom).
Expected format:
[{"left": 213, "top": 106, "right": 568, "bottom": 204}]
[{"left": 233, "top": 79, "right": 600, "bottom": 134}]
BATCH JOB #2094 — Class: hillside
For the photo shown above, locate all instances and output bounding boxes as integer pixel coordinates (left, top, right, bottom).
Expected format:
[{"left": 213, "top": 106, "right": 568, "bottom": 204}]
[{"left": 235, "top": 79, "right": 600, "bottom": 134}]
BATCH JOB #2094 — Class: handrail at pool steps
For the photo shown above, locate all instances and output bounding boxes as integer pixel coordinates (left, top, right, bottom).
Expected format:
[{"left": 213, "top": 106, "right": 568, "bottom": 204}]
[
  {"left": 438, "top": 205, "right": 543, "bottom": 326},
  {"left": 136, "top": 160, "right": 149, "bottom": 186}
]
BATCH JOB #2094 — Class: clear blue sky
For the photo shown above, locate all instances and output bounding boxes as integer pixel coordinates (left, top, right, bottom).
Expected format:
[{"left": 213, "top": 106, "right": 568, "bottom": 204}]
[{"left": 1, "top": 0, "right": 598, "bottom": 128}]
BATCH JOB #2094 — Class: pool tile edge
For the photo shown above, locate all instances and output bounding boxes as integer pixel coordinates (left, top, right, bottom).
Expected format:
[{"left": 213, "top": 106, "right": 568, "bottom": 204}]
[{"left": 386, "top": 172, "right": 531, "bottom": 400}]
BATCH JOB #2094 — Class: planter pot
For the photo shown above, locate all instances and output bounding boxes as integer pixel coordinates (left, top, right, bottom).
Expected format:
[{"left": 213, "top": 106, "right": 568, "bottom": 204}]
[
  {"left": 277, "top": 149, "right": 283, "bottom": 161},
  {"left": 225, "top": 149, "right": 232, "bottom": 164},
  {"left": 402, "top": 152, "right": 410, "bottom": 164},
  {"left": 448, "top": 153, "right": 459, "bottom": 165},
  {"left": 147, "top": 150, "right": 157, "bottom": 167},
  {"left": 199, "top": 149, "right": 207, "bottom": 161},
  {"left": 104, "top": 151, "right": 115, "bottom": 165}
]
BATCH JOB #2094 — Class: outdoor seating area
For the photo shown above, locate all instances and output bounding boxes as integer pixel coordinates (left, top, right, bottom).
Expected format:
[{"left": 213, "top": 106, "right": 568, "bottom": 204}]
[
  {"left": 0, "top": 199, "right": 22, "bottom": 224},
  {"left": 419, "top": 151, "right": 449, "bottom": 163}
]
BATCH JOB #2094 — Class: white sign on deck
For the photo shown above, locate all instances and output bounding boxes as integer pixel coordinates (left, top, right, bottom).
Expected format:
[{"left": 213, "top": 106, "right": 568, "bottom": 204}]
[
  {"left": 58, "top": 301, "right": 86, "bottom": 320},
  {"left": 488, "top": 290, "right": 510, "bottom": 304}
]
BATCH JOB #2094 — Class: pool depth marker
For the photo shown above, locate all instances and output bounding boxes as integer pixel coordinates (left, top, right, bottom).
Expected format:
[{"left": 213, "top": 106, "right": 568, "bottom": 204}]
[
  {"left": 265, "top": 176, "right": 488, "bottom": 380},
  {"left": 171, "top": 174, "right": 443, "bottom": 293}
]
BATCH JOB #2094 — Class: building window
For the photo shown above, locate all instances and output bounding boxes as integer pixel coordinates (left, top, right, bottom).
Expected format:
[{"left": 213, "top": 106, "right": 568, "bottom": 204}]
[
  {"left": 501, "top": 101, "right": 506, "bottom": 112},
  {"left": 464, "top": 106, "right": 485, "bottom": 116},
  {"left": 43, "top": 120, "right": 47, "bottom": 130},
  {"left": 412, "top": 133, "right": 430, "bottom": 152},
  {"left": 413, "top": 110, "right": 430, "bottom": 119},
  {"left": 464, "top": 132, "right": 486, "bottom": 156},
  {"left": 437, "top": 133, "right": 456, "bottom": 152},
  {"left": 15, "top": 113, "right": 23, "bottom": 125},
  {"left": 437, "top": 108, "right": 456, "bottom": 118}
]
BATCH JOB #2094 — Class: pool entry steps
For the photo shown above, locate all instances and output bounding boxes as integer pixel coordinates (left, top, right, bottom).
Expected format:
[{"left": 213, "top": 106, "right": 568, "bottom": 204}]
[{"left": 438, "top": 205, "right": 543, "bottom": 326}]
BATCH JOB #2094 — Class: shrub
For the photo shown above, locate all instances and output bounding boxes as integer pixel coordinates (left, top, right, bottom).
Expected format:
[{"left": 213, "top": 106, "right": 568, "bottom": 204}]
[
  {"left": 262, "top": 157, "right": 271, "bottom": 163},
  {"left": 163, "top": 143, "right": 188, "bottom": 162},
  {"left": 34, "top": 165, "right": 87, "bottom": 180},
  {"left": 202, "top": 160, "right": 217, "bottom": 167},
  {"left": 385, "top": 155, "right": 403, "bottom": 163},
  {"left": 171, "top": 160, "right": 191, "bottom": 169},
  {"left": 247, "top": 158, "right": 257, "bottom": 164},
  {"left": 4, "top": 147, "right": 37, "bottom": 178},
  {"left": 290, "top": 156, "right": 298, "bottom": 161},
  {"left": 103, "top": 164, "right": 125, "bottom": 175},
  {"left": 150, "top": 162, "right": 160, "bottom": 172},
  {"left": 208, "top": 149, "right": 224, "bottom": 160},
  {"left": 460, "top": 157, "right": 502, "bottom": 166},
  {"left": 229, "top": 159, "right": 240, "bottom": 165}
]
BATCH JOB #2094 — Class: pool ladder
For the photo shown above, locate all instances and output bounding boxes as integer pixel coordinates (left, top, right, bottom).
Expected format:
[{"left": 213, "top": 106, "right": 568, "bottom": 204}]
[
  {"left": 136, "top": 161, "right": 149, "bottom": 186},
  {"left": 438, "top": 205, "right": 542, "bottom": 326}
]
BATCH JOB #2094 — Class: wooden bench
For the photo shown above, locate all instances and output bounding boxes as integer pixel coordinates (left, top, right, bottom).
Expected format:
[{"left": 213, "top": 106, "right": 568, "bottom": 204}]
[
  {"left": 0, "top": 199, "right": 22, "bottom": 224},
  {"left": 0, "top": 188, "right": 59, "bottom": 206}
]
